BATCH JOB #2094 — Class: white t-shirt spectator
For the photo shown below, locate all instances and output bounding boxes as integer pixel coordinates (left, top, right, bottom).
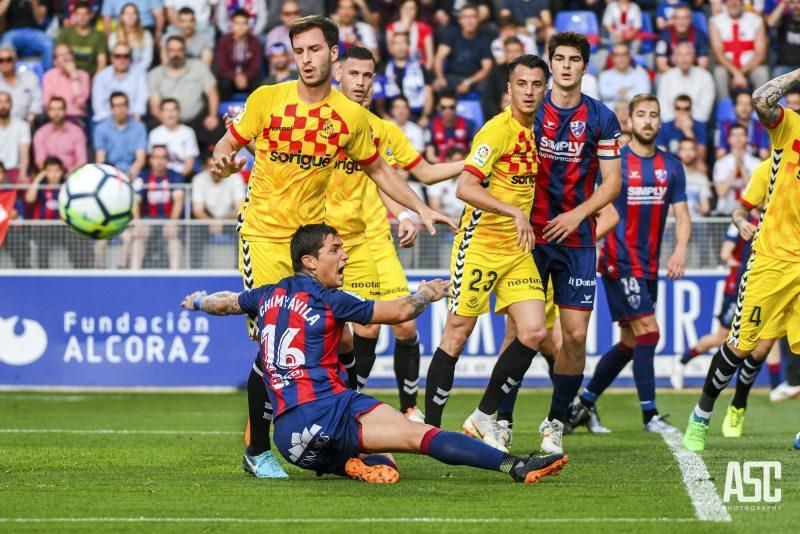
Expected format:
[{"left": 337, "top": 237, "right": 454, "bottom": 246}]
[
  {"left": 602, "top": 1, "right": 643, "bottom": 34},
  {"left": 148, "top": 124, "right": 199, "bottom": 175},
  {"left": 166, "top": 0, "right": 217, "bottom": 30},
  {"left": 712, "top": 152, "right": 760, "bottom": 214},
  {"left": 191, "top": 170, "right": 245, "bottom": 218},
  {"left": 398, "top": 120, "right": 426, "bottom": 154},
  {"left": 426, "top": 177, "right": 464, "bottom": 220},
  {"left": 0, "top": 118, "right": 31, "bottom": 169},
  {"left": 684, "top": 169, "right": 712, "bottom": 217}
]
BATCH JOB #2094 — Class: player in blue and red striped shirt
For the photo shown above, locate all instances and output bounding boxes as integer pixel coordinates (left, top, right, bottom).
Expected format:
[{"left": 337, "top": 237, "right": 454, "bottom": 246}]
[
  {"left": 568, "top": 94, "right": 691, "bottom": 433},
  {"left": 506, "top": 32, "right": 623, "bottom": 455},
  {"left": 182, "top": 224, "right": 568, "bottom": 484}
]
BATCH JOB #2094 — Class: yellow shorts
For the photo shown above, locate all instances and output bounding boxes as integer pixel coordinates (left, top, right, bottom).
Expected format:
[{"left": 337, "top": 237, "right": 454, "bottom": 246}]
[
  {"left": 238, "top": 237, "right": 293, "bottom": 338},
  {"left": 545, "top": 281, "right": 559, "bottom": 330},
  {"left": 728, "top": 252, "right": 800, "bottom": 353},
  {"left": 449, "top": 243, "right": 545, "bottom": 317},
  {"left": 368, "top": 232, "right": 410, "bottom": 300},
  {"left": 343, "top": 239, "right": 381, "bottom": 300}
]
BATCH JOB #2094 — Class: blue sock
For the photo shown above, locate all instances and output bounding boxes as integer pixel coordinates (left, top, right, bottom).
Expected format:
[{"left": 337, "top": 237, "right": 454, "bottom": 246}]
[
  {"left": 496, "top": 384, "right": 519, "bottom": 422},
  {"left": 548, "top": 373, "right": 584, "bottom": 422},
  {"left": 681, "top": 347, "right": 700, "bottom": 365},
  {"left": 581, "top": 343, "right": 634, "bottom": 407},
  {"left": 421, "top": 428, "right": 521, "bottom": 473},
  {"left": 633, "top": 332, "right": 659, "bottom": 423}
]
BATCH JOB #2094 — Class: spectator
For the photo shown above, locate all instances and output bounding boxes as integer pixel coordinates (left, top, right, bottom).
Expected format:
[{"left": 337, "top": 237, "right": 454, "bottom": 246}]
[
  {"left": 378, "top": 31, "right": 433, "bottom": 125},
  {"left": 390, "top": 96, "right": 425, "bottom": 153},
  {"left": 266, "top": 0, "right": 322, "bottom": 29},
  {"left": 0, "top": 91, "right": 31, "bottom": 183},
  {"left": 131, "top": 145, "right": 184, "bottom": 270},
  {"left": 33, "top": 97, "right": 88, "bottom": 173},
  {"left": 425, "top": 91, "right": 475, "bottom": 163},
  {"left": 57, "top": 1, "right": 109, "bottom": 76},
  {"left": 94, "top": 92, "right": 147, "bottom": 177},
  {"left": 655, "top": 4, "right": 710, "bottom": 73},
  {"left": 426, "top": 146, "right": 466, "bottom": 219},
  {"left": 602, "top": 0, "right": 643, "bottom": 51},
  {"left": 0, "top": 46, "right": 42, "bottom": 123},
  {"left": 787, "top": 87, "right": 800, "bottom": 111},
  {"left": 657, "top": 95, "right": 708, "bottom": 168},
  {"left": 432, "top": 4, "right": 493, "bottom": 95},
  {"left": 0, "top": 161, "right": 30, "bottom": 268},
  {"left": 165, "top": 0, "right": 216, "bottom": 33},
  {"left": 92, "top": 43, "right": 149, "bottom": 123},
  {"left": 767, "top": 0, "right": 800, "bottom": 77},
  {"left": 263, "top": 43, "right": 297, "bottom": 85},
  {"left": 217, "top": 0, "right": 267, "bottom": 35},
  {"left": 499, "top": 0, "right": 553, "bottom": 44},
  {"left": 102, "top": 0, "right": 164, "bottom": 40},
  {"left": 677, "top": 138, "right": 712, "bottom": 217},
  {"left": 215, "top": 9, "right": 263, "bottom": 100},
  {"left": 490, "top": 14, "right": 536, "bottom": 64},
  {"left": 709, "top": 0, "right": 769, "bottom": 100},
  {"left": 655, "top": 0, "right": 686, "bottom": 30},
  {"left": 43, "top": 45, "right": 91, "bottom": 121},
  {"left": 713, "top": 124, "right": 760, "bottom": 215},
  {"left": 108, "top": 3, "right": 155, "bottom": 71},
  {"left": 0, "top": 0, "right": 53, "bottom": 70},
  {"left": 484, "top": 36, "right": 523, "bottom": 120},
  {"left": 333, "top": 0, "right": 379, "bottom": 61},
  {"left": 265, "top": 0, "right": 301, "bottom": 54},
  {"left": 598, "top": 43, "right": 651, "bottom": 109},
  {"left": 161, "top": 8, "right": 215, "bottom": 67},
  {"left": 657, "top": 42, "right": 715, "bottom": 122},
  {"left": 149, "top": 35, "right": 221, "bottom": 152},
  {"left": 386, "top": 0, "right": 435, "bottom": 69},
  {"left": 148, "top": 99, "right": 198, "bottom": 177},
  {"left": 715, "top": 91, "right": 770, "bottom": 160},
  {"left": 614, "top": 99, "right": 632, "bottom": 142}
]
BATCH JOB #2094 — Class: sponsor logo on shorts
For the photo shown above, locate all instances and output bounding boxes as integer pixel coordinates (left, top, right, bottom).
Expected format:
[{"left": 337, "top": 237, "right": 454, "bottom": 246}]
[
  {"left": 569, "top": 277, "right": 597, "bottom": 287},
  {"left": 269, "top": 151, "right": 332, "bottom": 169},
  {"left": 506, "top": 276, "right": 542, "bottom": 288},
  {"left": 288, "top": 424, "right": 331, "bottom": 466},
  {"left": 581, "top": 294, "right": 594, "bottom": 304},
  {"left": 471, "top": 144, "right": 491, "bottom": 167}
]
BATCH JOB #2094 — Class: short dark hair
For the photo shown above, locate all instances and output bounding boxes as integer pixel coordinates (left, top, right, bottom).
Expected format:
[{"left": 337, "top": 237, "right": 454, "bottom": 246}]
[
  {"left": 547, "top": 31, "right": 590, "bottom": 66},
  {"left": 289, "top": 15, "right": 339, "bottom": 49},
  {"left": 290, "top": 224, "right": 339, "bottom": 272},
  {"left": 73, "top": 1, "right": 92, "bottom": 12},
  {"left": 151, "top": 144, "right": 169, "bottom": 154},
  {"left": 43, "top": 156, "right": 65, "bottom": 170},
  {"left": 675, "top": 94, "right": 692, "bottom": 106},
  {"left": 437, "top": 90, "right": 457, "bottom": 104},
  {"left": 160, "top": 98, "right": 180, "bottom": 110},
  {"left": 628, "top": 93, "right": 660, "bottom": 115},
  {"left": 231, "top": 8, "right": 250, "bottom": 21},
  {"left": 728, "top": 123, "right": 747, "bottom": 137},
  {"left": 109, "top": 91, "right": 129, "bottom": 105},
  {"left": 341, "top": 45, "right": 375, "bottom": 66},
  {"left": 459, "top": 3, "right": 478, "bottom": 15},
  {"left": 47, "top": 96, "right": 67, "bottom": 108},
  {"left": 165, "top": 35, "right": 186, "bottom": 48},
  {"left": 391, "top": 95, "right": 409, "bottom": 106},
  {"left": 503, "top": 36, "right": 523, "bottom": 48},
  {"left": 508, "top": 54, "right": 549, "bottom": 78},
  {"left": 732, "top": 90, "right": 752, "bottom": 105},
  {"left": 177, "top": 6, "right": 195, "bottom": 17}
]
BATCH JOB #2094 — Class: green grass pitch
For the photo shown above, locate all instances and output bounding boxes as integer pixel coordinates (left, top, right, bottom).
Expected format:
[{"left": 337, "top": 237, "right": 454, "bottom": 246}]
[{"left": 0, "top": 390, "right": 797, "bottom": 533}]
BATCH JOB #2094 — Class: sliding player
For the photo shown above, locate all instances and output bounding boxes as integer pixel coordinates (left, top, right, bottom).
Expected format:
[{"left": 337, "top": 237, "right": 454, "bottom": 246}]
[
  {"left": 684, "top": 69, "right": 800, "bottom": 451},
  {"left": 181, "top": 224, "right": 568, "bottom": 484},
  {"left": 567, "top": 94, "right": 691, "bottom": 434}
]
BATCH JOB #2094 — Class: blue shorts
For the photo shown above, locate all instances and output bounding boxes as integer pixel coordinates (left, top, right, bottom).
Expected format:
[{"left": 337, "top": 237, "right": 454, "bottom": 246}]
[
  {"left": 533, "top": 244, "right": 597, "bottom": 310},
  {"left": 717, "top": 292, "right": 738, "bottom": 329},
  {"left": 272, "top": 389, "right": 383, "bottom": 475},
  {"left": 602, "top": 276, "right": 658, "bottom": 323}
]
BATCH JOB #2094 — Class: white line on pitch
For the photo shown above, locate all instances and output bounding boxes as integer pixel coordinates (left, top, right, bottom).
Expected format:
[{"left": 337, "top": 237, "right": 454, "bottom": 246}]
[
  {"left": 0, "top": 428, "right": 239, "bottom": 436},
  {"left": 0, "top": 517, "right": 700, "bottom": 524},
  {"left": 661, "top": 431, "right": 732, "bottom": 522}
]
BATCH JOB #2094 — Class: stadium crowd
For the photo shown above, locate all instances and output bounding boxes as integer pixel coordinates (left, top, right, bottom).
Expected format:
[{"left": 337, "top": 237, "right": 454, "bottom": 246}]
[{"left": 0, "top": 0, "right": 798, "bottom": 268}]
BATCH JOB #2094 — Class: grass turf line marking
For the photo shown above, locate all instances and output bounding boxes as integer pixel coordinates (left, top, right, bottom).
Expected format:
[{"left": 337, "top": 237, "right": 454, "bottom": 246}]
[
  {"left": 0, "top": 517, "right": 700, "bottom": 524},
  {"left": 661, "top": 431, "right": 732, "bottom": 522},
  {"left": 0, "top": 428, "right": 239, "bottom": 436}
]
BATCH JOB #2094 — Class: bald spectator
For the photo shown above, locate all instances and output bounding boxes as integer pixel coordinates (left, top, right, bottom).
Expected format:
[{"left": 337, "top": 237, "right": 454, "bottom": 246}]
[
  {"left": 657, "top": 42, "right": 715, "bottom": 122},
  {"left": 709, "top": 0, "right": 769, "bottom": 99},
  {"left": 432, "top": 4, "right": 493, "bottom": 95},
  {"left": 56, "top": 1, "right": 108, "bottom": 76},
  {"left": 655, "top": 4, "right": 710, "bottom": 73},
  {"left": 161, "top": 7, "right": 215, "bottom": 67},
  {"left": 92, "top": 43, "right": 149, "bottom": 123},
  {"left": 0, "top": 92, "right": 31, "bottom": 183},
  {"left": 33, "top": 97, "right": 88, "bottom": 173},
  {"left": 598, "top": 43, "right": 651, "bottom": 109},
  {"left": 0, "top": 46, "right": 42, "bottom": 123},
  {"left": 43, "top": 44, "right": 91, "bottom": 121}
]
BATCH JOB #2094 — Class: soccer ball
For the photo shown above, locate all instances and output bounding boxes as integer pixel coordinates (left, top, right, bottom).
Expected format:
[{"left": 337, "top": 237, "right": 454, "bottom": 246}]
[
  {"left": 59, "top": 163, "right": 135, "bottom": 239},
  {"left": 793, "top": 432, "right": 800, "bottom": 450}
]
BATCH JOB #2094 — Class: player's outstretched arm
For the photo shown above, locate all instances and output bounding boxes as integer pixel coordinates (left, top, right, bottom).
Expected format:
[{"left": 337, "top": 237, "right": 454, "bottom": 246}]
[
  {"left": 211, "top": 130, "right": 248, "bottom": 179},
  {"left": 753, "top": 68, "right": 800, "bottom": 126},
  {"left": 667, "top": 201, "right": 691, "bottom": 280},
  {"left": 181, "top": 290, "right": 244, "bottom": 316},
  {"left": 410, "top": 159, "right": 465, "bottom": 185},
  {"left": 370, "top": 279, "right": 452, "bottom": 324},
  {"left": 362, "top": 156, "right": 456, "bottom": 235}
]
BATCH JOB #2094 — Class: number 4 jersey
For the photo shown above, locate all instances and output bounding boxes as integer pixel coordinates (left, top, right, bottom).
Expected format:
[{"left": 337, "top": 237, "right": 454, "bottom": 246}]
[{"left": 238, "top": 274, "right": 375, "bottom": 417}]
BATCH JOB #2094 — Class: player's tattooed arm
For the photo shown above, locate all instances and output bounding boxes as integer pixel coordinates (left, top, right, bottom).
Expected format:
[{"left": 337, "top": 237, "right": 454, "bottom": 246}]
[
  {"left": 753, "top": 68, "right": 800, "bottom": 126},
  {"left": 181, "top": 290, "right": 244, "bottom": 315},
  {"left": 370, "top": 279, "right": 453, "bottom": 324}
]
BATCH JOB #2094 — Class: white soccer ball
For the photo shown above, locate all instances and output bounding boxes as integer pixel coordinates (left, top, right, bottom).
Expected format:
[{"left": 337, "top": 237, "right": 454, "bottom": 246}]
[
  {"left": 58, "top": 163, "right": 135, "bottom": 239},
  {"left": 793, "top": 431, "right": 800, "bottom": 450}
]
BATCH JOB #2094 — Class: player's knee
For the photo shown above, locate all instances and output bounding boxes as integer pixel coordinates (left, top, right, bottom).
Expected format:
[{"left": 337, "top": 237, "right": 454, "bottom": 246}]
[
  {"left": 562, "top": 324, "right": 588, "bottom": 347},
  {"left": 439, "top": 329, "right": 468, "bottom": 356},
  {"left": 356, "top": 323, "right": 380, "bottom": 338},
  {"left": 392, "top": 320, "right": 416, "bottom": 340},
  {"left": 517, "top": 325, "right": 547, "bottom": 350}
]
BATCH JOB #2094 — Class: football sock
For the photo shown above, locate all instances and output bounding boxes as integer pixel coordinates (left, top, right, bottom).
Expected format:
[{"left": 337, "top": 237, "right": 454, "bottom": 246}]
[
  {"left": 732, "top": 356, "right": 764, "bottom": 409},
  {"left": 478, "top": 338, "right": 537, "bottom": 415},
  {"left": 633, "top": 332, "right": 659, "bottom": 424},
  {"left": 681, "top": 347, "right": 700, "bottom": 365},
  {"left": 497, "top": 385, "right": 519, "bottom": 424},
  {"left": 394, "top": 335, "right": 421, "bottom": 412},
  {"left": 542, "top": 352, "right": 556, "bottom": 381},
  {"left": 420, "top": 428, "right": 526, "bottom": 473},
  {"left": 697, "top": 344, "right": 742, "bottom": 414},
  {"left": 338, "top": 350, "right": 357, "bottom": 389},
  {"left": 548, "top": 373, "right": 584, "bottom": 423},
  {"left": 424, "top": 348, "right": 458, "bottom": 427},
  {"left": 361, "top": 454, "right": 398, "bottom": 471},
  {"left": 767, "top": 363, "right": 783, "bottom": 389},
  {"left": 581, "top": 343, "right": 634, "bottom": 408},
  {"left": 785, "top": 346, "right": 800, "bottom": 386},
  {"left": 354, "top": 334, "right": 379, "bottom": 391},
  {"left": 246, "top": 366, "right": 271, "bottom": 455}
]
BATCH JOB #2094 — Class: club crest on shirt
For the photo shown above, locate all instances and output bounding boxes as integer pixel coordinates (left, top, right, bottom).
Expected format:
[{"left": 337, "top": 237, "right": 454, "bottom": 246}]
[
  {"left": 628, "top": 294, "right": 641, "bottom": 309},
  {"left": 471, "top": 144, "right": 491, "bottom": 166},
  {"left": 570, "top": 120, "right": 586, "bottom": 138},
  {"left": 655, "top": 169, "right": 668, "bottom": 184},
  {"left": 319, "top": 118, "right": 334, "bottom": 140}
]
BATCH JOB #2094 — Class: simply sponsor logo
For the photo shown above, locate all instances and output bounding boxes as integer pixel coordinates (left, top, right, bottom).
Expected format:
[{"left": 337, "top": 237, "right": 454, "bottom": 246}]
[
  {"left": 627, "top": 186, "right": 668, "bottom": 205},
  {"left": 538, "top": 136, "right": 584, "bottom": 162},
  {"left": 269, "top": 151, "right": 332, "bottom": 169},
  {"left": 0, "top": 316, "right": 48, "bottom": 366}
]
